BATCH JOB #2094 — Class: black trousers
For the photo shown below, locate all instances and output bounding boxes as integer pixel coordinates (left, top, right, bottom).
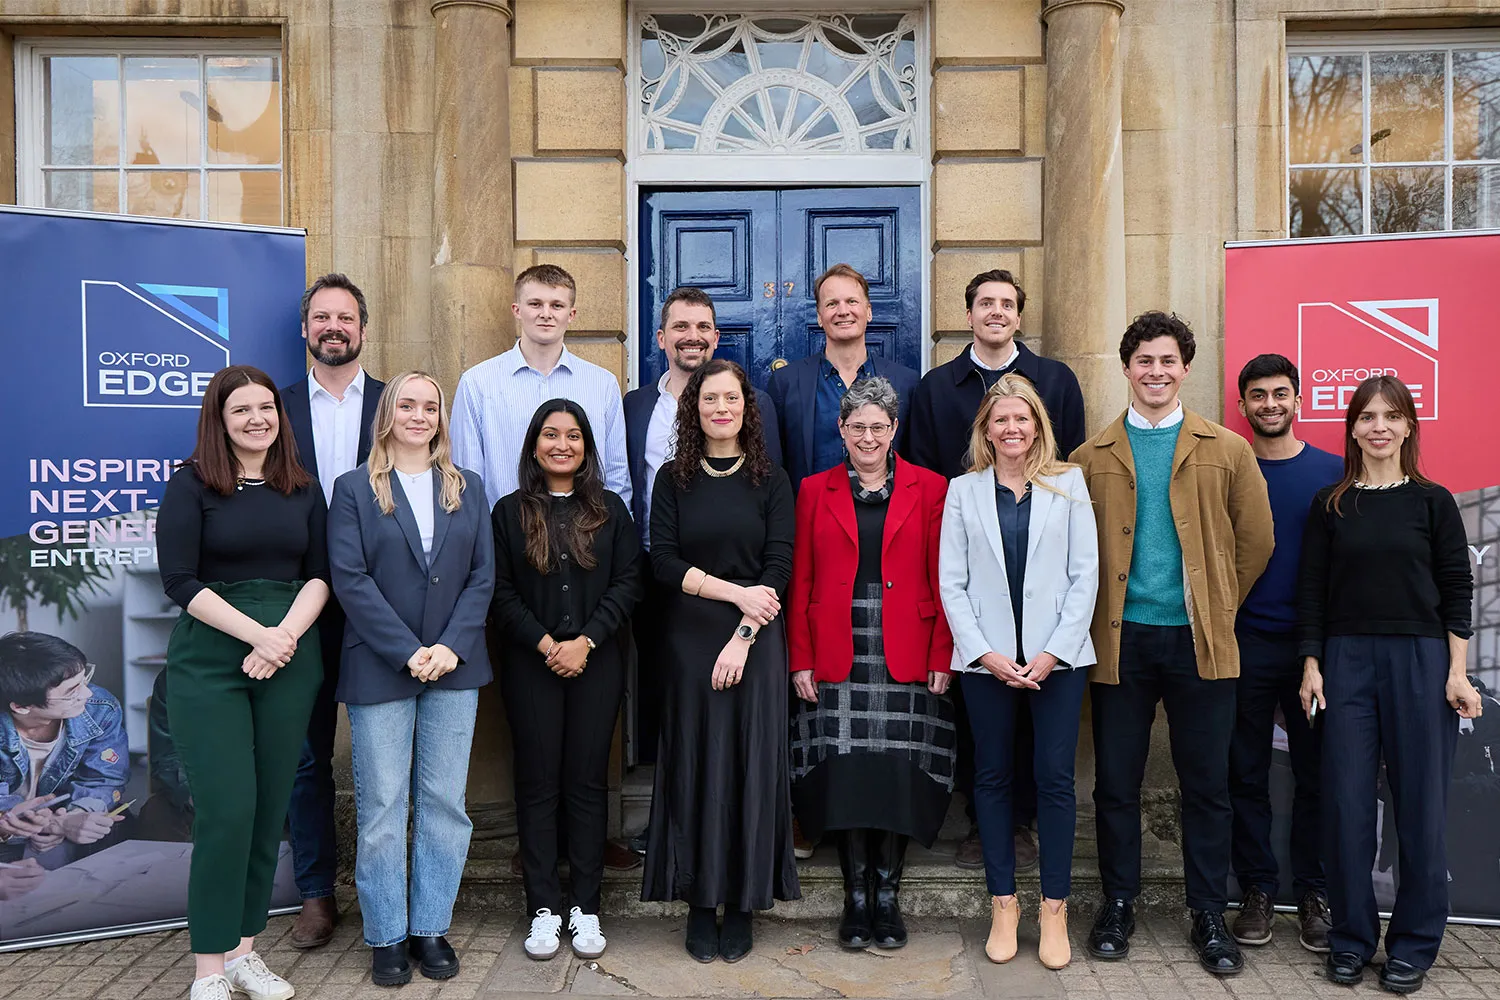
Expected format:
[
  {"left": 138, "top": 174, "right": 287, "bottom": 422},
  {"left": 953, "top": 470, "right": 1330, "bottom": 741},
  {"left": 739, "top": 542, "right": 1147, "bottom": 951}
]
[
  {"left": 501, "top": 639, "right": 626, "bottom": 916},
  {"left": 1229, "top": 623, "right": 1324, "bottom": 899},
  {"left": 631, "top": 566, "right": 667, "bottom": 766},
  {"left": 1323, "top": 634, "right": 1456, "bottom": 970},
  {"left": 1093, "top": 622, "right": 1236, "bottom": 912}
]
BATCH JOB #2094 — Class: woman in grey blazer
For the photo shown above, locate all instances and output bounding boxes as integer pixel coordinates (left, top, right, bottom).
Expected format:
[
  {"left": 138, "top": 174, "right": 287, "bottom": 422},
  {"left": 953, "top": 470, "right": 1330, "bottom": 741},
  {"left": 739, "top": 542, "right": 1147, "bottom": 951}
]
[
  {"left": 938, "top": 374, "right": 1098, "bottom": 970},
  {"left": 327, "top": 372, "right": 494, "bottom": 988}
]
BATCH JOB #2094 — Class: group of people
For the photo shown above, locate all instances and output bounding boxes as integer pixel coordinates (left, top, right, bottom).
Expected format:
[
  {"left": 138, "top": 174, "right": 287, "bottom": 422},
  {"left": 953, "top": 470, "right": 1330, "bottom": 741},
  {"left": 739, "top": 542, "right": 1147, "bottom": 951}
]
[{"left": 131, "top": 261, "right": 1479, "bottom": 1000}]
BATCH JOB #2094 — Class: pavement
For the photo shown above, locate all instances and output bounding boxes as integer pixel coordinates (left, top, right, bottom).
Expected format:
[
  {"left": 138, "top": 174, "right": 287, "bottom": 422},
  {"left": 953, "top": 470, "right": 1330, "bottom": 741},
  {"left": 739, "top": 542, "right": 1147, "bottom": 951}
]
[{"left": 3, "top": 892, "right": 1499, "bottom": 1000}]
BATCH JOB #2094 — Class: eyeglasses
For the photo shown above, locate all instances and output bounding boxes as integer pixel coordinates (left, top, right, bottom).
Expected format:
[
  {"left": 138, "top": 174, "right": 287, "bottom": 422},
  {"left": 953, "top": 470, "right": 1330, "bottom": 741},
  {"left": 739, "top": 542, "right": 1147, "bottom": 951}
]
[
  {"left": 46, "top": 664, "right": 95, "bottom": 707},
  {"left": 844, "top": 422, "right": 893, "bottom": 439}
]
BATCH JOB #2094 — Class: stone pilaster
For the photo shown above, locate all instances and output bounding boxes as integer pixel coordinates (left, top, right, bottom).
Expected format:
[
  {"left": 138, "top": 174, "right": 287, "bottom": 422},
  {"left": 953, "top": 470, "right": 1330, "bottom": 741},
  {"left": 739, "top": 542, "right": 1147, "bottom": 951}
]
[{"left": 1041, "top": 0, "right": 1128, "bottom": 432}]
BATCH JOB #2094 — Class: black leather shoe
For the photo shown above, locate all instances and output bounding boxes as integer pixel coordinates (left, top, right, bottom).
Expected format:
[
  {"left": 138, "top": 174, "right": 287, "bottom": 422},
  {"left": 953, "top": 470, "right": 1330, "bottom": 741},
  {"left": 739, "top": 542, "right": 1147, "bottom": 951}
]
[
  {"left": 1326, "top": 952, "right": 1366, "bottom": 985},
  {"left": 371, "top": 944, "right": 412, "bottom": 987},
  {"left": 720, "top": 908, "right": 754, "bottom": 963},
  {"left": 1087, "top": 898, "right": 1135, "bottom": 959},
  {"left": 1190, "top": 910, "right": 1245, "bottom": 975},
  {"left": 1379, "top": 958, "right": 1427, "bottom": 994},
  {"left": 408, "top": 935, "right": 459, "bottom": 980},
  {"left": 837, "top": 830, "right": 874, "bottom": 948},
  {"left": 870, "top": 829, "right": 909, "bottom": 950},
  {"left": 685, "top": 905, "right": 719, "bottom": 963}
]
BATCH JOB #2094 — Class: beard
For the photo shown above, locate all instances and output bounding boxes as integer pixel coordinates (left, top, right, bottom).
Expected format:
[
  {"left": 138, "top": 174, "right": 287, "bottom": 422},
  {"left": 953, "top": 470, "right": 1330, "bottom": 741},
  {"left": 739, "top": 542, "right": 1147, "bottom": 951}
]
[
  {"left": 311, "top": 334, "right": 362, "bottom": 367},
  {"left": 671, "top": 342, "right": 711, "bottom": 371},
  {"left": 1248, "top": 413, "right": 1292, "bottom": 438}
]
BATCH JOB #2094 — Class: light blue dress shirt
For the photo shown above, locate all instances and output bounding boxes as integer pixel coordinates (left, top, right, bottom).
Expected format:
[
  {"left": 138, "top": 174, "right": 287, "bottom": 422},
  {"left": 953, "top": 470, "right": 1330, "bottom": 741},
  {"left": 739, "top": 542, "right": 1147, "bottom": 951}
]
[{"left": 450, "top": 344, "right": 631, "bottom": 513}]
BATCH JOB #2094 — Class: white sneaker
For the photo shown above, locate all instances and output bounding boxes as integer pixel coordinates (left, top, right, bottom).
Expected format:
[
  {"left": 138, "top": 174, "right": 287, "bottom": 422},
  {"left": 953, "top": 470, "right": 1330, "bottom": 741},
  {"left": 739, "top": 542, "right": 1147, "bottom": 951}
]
[
  {"left": 224, "top": 951, "right": 295, "bottom": 1000},
  {"left": 191, "top": 974, "right": 234, "bottom": 1000},
  {"left": 569, "top": 907, "right": 607, "bottom": 958},
  {"left": 525, "top": 908, "right": 563, "bottom": 960}
]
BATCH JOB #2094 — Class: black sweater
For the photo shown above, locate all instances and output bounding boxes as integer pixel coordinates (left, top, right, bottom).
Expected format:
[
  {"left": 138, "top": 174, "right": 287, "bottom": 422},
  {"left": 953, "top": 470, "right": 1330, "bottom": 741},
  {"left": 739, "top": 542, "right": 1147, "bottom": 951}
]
[
  {"left": 649, "top": 457, "right": 795, "bottom": 595},
  {"left": 1296, "top": 480, "right": 1473, "bottom": 660},
  {"left": 157, "top": 466, "right": 329, "bottom": 609},
  {"left": 490, "top": 490, "right": 642, "bottom": 650}
]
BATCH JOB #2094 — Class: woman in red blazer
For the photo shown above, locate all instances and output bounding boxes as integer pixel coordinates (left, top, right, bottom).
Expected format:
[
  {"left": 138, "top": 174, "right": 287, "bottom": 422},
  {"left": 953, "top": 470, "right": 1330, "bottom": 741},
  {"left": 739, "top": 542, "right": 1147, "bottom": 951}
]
[{"left": 788, "top": 377, "right": 955, "bottom": 954}]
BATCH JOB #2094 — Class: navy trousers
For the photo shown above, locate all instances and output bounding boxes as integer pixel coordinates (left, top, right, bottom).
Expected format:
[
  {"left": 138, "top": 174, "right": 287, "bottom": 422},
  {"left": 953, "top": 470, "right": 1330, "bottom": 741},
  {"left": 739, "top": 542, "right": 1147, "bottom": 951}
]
[
  {"left": 1229, "top": 623, "right": 1324, "bottom": 899},
  {"left": 1322, "top": 634, "right": 1457, "bottom": 969},
  {"left": 287, "top": 601, "right": 342, "bottom": 900}
]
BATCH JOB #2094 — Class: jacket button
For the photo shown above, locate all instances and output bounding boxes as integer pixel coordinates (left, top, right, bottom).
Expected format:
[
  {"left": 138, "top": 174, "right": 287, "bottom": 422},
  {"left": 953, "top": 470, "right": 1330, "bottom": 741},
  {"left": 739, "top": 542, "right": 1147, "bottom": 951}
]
[
  {"left": 1111, "top": 619, "right": 1121, "bottom": 628},
  {"left": 885, "top": 581, "right": 893, "bottom": 589},
  {"left": 1117, "top": 573, "right": 1127, "bottom": 581},
  {"left": 561, "top": 552, "right": 569, "bottom": 561},
  {"left": 1129, "top": 480, "right": 1135, "bottom": 489},
  {"left": 1122, "top": 526, "right": 1131, "bottom": 535},
  {"left": 562, "top": 584, "right": 570, "bottom": 592},
  {"left": 431, "top": 576, "right": 440, "bottom": 584}
]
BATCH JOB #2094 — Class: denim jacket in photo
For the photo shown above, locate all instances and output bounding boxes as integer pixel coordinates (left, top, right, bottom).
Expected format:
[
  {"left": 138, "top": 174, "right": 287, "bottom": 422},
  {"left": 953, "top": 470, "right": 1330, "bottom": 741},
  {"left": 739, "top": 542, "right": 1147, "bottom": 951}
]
[{"left": 0, "top": 689, "right": 131, "bottom": 815}]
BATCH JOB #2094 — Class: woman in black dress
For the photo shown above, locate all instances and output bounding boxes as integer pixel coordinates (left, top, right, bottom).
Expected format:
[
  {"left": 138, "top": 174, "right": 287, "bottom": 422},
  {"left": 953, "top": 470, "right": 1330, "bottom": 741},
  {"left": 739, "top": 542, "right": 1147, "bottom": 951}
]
[{"left": 642, "top": 358, "right": 799, "bottom": 963}]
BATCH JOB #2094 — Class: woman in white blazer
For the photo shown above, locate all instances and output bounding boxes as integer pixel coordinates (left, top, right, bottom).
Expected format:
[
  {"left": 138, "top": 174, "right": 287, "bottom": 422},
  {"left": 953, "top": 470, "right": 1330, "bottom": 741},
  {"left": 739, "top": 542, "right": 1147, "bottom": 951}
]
[{"left": 939, "top": 373, "right": 1098, "bottom": 970}]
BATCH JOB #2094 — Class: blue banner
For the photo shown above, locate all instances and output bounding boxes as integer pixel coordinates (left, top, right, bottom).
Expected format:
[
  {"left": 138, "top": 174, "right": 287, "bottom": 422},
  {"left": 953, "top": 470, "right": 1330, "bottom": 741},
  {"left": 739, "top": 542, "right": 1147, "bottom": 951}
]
[{"left": 0, "top": 207, "right": 307, "bottom": 949}]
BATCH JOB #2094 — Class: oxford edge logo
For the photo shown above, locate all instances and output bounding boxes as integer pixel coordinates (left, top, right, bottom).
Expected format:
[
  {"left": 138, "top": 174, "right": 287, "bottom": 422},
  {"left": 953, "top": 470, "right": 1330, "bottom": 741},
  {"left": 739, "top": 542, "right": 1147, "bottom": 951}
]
[
  {"left": 81, "top": 281, "right": 230, "bottom": 409},
  {"left": 1297, "top": 298, "right": 1438, "bottom": 423}
]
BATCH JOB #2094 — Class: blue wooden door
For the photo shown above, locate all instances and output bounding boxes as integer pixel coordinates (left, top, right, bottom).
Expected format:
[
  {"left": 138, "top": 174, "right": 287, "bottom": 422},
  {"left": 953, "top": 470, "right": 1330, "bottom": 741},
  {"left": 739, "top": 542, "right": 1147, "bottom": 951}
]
[{"left": 639, "top": 186, "right": 923, "bottom": 392}]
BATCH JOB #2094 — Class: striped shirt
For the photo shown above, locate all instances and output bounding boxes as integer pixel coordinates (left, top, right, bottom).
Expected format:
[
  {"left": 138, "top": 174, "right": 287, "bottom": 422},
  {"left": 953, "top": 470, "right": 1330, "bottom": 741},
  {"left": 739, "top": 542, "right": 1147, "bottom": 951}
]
[{"left": 450, "top": 344, "right": 631, "bottom": 513}]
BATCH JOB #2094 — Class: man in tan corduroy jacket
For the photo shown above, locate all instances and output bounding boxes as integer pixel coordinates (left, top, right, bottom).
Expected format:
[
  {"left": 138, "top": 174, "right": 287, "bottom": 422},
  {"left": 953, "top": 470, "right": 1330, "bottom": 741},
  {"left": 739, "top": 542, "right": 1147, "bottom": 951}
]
[{"left": 1068, "top": 312, "right": 1273, "bottom": 976}]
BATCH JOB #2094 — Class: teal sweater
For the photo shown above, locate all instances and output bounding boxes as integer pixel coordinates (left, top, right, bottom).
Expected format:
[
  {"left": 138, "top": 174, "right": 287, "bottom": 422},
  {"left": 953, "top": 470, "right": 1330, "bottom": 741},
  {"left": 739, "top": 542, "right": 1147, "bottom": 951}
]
[{"left": 1123, "top": 422, "right": 1189, "bottom": 626}]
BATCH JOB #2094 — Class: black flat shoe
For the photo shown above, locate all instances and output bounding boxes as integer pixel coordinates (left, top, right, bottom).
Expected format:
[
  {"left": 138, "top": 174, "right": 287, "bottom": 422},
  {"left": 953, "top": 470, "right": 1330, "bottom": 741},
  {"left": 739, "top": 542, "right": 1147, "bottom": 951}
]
[
  {"left": 719, "top": 908, "right": 754, "bottom": 963},
  {"left": 407, "top": 935, "right": 459, "bottom": 980},
  {"left": 1326, "top": 952, "right": 1366, "bottom": 985},
  {"left": 1379, "top": 959, "right": 1427, "bottom": 994},
  {"left": 1087, "top": 898, "right": 1135, "bottom": 960},
  {"left": 685, "top": 906, "right": 719, "bottom": 963},
  {"left": 371, "top": 943, "right": 412, "bottom": 987},
  {"left": 1190, "top": 910, "right": 1244, "bottom": 976}
]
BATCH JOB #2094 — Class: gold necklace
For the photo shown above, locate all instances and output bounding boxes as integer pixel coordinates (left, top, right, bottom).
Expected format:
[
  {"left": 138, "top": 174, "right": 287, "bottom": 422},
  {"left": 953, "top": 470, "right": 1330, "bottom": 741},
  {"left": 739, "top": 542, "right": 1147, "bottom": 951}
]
[{"left": 700, "top": 455, "right": 746, "bottom": 478}]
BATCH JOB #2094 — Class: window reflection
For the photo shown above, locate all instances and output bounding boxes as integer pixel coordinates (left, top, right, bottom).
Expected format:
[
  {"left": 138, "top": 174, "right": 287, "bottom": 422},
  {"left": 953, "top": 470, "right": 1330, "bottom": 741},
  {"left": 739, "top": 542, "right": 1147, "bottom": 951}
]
[
  {"left": 1290, "top": 168, "right": 1362, "bottom": 237},
  {"left": 1369, "top": 52, "right": 1443, "bottom": 163}
]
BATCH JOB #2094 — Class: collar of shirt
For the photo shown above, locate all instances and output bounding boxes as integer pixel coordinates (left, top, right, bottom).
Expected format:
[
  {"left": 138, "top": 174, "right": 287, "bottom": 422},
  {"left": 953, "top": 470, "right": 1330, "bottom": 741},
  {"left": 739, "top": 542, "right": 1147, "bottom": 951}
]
[
  {"left": 1126, "top": 401, "right": 1184, "bottom": 429},
  {"left": 819, "top": 353, "right": 877, "bottom": 382},
  {"left": 504, "top": 342, "right": 576, "bottom": 378},
  {"left": 308, "top": 365, "right": 366, "bottom": 404},
  {"left": 969, "top": 342, "right": 1019, "bottom": 372},
  {"left": 656, "top": 369, "right": 676, "bottom": 397}
]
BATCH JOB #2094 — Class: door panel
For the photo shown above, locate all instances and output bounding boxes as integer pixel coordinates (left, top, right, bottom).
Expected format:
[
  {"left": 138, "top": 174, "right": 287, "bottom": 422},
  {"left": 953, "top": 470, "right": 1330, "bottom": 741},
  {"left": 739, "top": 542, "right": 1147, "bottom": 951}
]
[{"left": 639, "top": 186, "right": 922, "bottom": 392}]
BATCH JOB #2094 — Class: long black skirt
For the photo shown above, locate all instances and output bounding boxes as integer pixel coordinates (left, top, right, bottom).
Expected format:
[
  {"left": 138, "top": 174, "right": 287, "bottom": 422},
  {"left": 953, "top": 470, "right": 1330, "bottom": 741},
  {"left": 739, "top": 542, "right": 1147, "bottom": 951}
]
[{"left": 641, "top": 591, "right": 801, "bottom": 910}]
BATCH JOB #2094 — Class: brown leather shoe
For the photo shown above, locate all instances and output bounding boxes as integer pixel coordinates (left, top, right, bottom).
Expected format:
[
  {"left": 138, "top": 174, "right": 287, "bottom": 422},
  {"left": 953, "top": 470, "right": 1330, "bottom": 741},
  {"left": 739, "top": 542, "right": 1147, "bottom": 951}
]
[
  {"left": 1013, "top": 827, "right": 1039, "bottom": 872},
  {"left": 955, "top": 826, "right": 984, "bottom": 870},
  {"left": 289, "top": 895, "right": 339, "bottom": 949},
  {"left": 1298, "top": 891, "right": 1332, "bottom": 953},
  {"left": 1232, "top": 886, "right": 1275, "bottom": 946},
  {"left": 603, "top": 840, "right": 643, "bottom": 871}
]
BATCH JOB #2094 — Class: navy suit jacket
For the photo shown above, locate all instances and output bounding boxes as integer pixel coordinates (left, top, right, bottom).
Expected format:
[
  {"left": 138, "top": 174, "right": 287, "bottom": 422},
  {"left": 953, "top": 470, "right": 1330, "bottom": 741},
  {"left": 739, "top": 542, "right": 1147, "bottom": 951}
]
[
  {"left": 766, "top": 353, "right": 919, "bottom": 492},
  {"left": 327, "top": 466, "right": 495, "bottom": 705},
  {"left": 622, "top": 381, "right": 781, "bottom": 538},
  {"left": 279, "top": 371, "right": 386, "bottom": 485}
]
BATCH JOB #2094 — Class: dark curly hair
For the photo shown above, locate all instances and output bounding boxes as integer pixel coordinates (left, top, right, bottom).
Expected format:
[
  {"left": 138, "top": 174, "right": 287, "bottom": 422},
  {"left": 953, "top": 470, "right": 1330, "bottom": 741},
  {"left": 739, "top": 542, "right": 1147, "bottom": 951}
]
[
  {"left": 670, "top": 359, "right": 772, "bottom": 490},
  {"left": 1118, "top": 310, "right": 1196, "bottom": 367}
]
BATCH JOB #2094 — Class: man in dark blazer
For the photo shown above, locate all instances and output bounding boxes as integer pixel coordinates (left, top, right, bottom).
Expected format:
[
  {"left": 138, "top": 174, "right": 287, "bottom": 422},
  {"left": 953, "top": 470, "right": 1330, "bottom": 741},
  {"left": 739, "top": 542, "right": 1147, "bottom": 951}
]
[
  {"left": 767, "top": 263, "right": 919, "bottom": 493},
  {"left": 899, "top": 269, "right": 1087, "bottom": 877},
  {"left": 278, "top": 273, "right": 385, "bottom": 948}
]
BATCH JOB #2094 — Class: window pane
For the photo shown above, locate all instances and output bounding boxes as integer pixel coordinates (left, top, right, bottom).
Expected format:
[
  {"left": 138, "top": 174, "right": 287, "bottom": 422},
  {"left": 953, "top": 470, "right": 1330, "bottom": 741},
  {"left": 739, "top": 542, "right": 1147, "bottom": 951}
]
[
  {"left": 207, "top": 171, "right": 282, "bottom": 225},
  {"left": 1369, "top": 51, "right": 1444, "bottom": 162},
  {"left": 45, "top": 170, "right": 119, "bottom": 213},
  {"left": 44, "top": 57, "right": 120, "bottom": 166},
  {"left": 124, "top": 57, "right": 201, "bottom": 167},
  {"left": 206, "top": 57, "right": 281, "bottom": 165},
  {"left": 1454, "top": 50, "right": 1500, "bottom": 160},
  {"left": 1289, "top": 167, "right": 1363, "bottom": 237},
  {"left": 1288, "top": 54, "right": 1363, "bottom": 164},
  {"left": 1370, "top": 166, "right": 1445, "bottom": 233},
  {"left": 1454, "top": 165, "right": 1500, "bottom": 229},
  {"left": 125, "top": 170, "right": 200, "bottom": 219}
]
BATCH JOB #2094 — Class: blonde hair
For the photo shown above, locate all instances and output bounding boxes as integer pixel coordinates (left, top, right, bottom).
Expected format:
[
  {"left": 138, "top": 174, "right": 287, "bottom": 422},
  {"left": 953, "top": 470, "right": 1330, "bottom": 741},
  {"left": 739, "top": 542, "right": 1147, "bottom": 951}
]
[
  {"left": 367, "top": 371, "right": 467, "bottom": 516},
  {"left": 966, "top": 373, "right": 1077, "bottom": 496}
]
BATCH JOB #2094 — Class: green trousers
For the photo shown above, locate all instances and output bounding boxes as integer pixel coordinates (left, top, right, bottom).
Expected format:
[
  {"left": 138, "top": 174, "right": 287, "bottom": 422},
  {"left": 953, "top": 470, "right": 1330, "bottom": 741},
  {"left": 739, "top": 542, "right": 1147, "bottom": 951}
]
[{"left": 166, "top": 579, "right": 322, "bottom": 954}]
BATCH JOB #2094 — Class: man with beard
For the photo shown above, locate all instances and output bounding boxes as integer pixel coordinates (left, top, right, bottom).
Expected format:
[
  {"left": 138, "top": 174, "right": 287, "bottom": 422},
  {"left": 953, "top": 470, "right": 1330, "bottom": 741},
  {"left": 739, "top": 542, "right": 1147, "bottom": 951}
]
[
  {"left": 1228, "top": 354, "right": 1341, "bottom": 953},
  {"left": 621, "top": 286, "right": 780, "bottom": 848},
  {"left": 279, "top": 273, "right": 386, "bottom": 948}
]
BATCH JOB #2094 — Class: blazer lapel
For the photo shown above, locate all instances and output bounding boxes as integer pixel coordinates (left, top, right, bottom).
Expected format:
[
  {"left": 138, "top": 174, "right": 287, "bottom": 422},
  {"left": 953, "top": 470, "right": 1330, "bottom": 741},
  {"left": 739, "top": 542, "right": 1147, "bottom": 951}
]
[
  {"left": 357, "top": 378, "right": 382, "bottom": 465},
  {"left": 284, "top": 383, "right": 318, "bottom": 481},
  {"left": 1025, "top": 480, "right": 1058, "bottom": 565},
  {"left": 974, "top": 474, "right": 1010, "bottom": 580},
  {"left": 826, "top": 471, "right": 858, "bottom": 546},
  {"left": 797, "top": 360, "right": 818, "bottom": 478},
  {"left": 390, "top": 479, "right": 428, "bottom": 569},
  {"left": 428, "top": 472, "right": 453, "bottom": 565},
  {"left": 882, "top": 462, "right": 918, "bottom": 556}
]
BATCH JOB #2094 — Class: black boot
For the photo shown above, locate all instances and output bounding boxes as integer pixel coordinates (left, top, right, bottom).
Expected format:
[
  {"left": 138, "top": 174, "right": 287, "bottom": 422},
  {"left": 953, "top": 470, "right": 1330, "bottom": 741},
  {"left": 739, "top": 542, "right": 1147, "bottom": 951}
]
[
  {"left": 870, "top": 829, "right": 909, "bottom": 950},
  {"left": 685, "top": 905, "right": 719, "bottom": 963},
  {"left": 837, "top": 830, "right": 874, "bottom": 949}
]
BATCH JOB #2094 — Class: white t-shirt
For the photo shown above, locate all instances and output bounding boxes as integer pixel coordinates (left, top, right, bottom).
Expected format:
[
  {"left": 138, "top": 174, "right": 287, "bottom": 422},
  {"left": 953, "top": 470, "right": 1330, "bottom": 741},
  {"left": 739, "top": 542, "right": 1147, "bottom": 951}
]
[{"left": 396, "top": 467, "right": 436, "bottom": 559}]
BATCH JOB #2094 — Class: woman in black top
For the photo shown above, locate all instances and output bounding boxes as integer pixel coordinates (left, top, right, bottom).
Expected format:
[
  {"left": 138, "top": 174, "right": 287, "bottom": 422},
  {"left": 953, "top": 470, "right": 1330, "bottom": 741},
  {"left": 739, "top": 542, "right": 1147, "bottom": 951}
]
[
  {"left": 491, "top": 399, "right": 641, "bottom": 963},
  {"left": 1298, "top": 376, "right": 1481, "bottom": 994},
  {"left": 641, "top": 359, "right": 799, "bottom": 963},
  {"left": 156, "top": 365, "right": 328, "bottom": 1000}
]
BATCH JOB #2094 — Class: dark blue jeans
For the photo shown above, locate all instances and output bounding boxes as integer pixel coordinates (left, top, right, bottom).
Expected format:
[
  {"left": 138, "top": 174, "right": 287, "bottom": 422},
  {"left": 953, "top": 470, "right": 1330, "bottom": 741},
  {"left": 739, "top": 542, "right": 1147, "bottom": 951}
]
[
  {"left": 1323, "top": 634, "right": 1456, "bottom": 970},
  {"left": 961, "top": 666, "right": 1088, "bottom": 899},
  {"left": 287, "top": 609, "right": 341, "bottom": 900},
  {"left": 1229, "top": 623, "right": 1324, "bottom": 899}
]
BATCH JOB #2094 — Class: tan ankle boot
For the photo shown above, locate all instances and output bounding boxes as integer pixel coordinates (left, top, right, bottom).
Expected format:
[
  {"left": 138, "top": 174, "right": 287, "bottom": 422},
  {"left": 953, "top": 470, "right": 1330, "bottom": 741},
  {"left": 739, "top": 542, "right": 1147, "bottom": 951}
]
[
  {"left": 986, "top": 895, "right": 1019, "bottom": 963},
  {"left": 1038, "top": 897, "right": 1071, "bottom": 969}
]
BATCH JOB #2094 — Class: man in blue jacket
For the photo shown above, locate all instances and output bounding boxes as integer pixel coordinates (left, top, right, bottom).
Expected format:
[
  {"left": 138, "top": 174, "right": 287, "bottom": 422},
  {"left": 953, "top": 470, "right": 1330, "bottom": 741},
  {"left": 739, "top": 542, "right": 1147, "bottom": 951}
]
[{"left": 767, "top": 263, "right": 918, "bottom": 493}]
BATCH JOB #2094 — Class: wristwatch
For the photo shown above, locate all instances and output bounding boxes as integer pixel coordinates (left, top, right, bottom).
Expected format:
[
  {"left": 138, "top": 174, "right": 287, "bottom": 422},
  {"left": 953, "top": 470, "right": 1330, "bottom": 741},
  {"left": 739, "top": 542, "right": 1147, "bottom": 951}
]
[{"left": 735, "top": 623, "right": 758, "bottom": 644}]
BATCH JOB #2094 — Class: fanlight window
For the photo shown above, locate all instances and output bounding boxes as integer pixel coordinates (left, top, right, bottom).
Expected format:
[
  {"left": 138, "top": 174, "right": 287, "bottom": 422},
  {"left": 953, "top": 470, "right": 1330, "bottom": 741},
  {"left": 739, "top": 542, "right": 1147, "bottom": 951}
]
[{"left": 639, "top": 12, "right": 919, "bottom": 154}]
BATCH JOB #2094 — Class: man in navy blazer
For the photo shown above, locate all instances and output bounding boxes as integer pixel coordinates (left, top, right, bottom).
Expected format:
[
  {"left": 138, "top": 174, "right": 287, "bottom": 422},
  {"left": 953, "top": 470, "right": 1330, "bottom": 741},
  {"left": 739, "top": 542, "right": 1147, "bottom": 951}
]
[
  {"left": 278, "top": 273, "right": 386, "bottom": 948},
  {"left": 767, "top": 263, "right": 919, "bottom": 493}
]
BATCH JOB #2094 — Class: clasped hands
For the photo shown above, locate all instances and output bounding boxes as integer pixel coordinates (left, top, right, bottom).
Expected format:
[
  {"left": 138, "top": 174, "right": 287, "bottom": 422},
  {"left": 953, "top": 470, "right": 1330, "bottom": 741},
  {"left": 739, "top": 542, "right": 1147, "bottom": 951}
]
[
  {"left": 711, "top": 585, "right": 783, "bottom": 692},
  {"left": 241, "top": 624, "right": 299, "bottom": 679},
  {"left": 536, "top": 634, "right": 590, "bottom": 678},
  {"left": 407, "top": 643, "right": 460, "bottom": 682},
  {"left": 979, "top": 650, "right": 1058, "bottom": 689}
]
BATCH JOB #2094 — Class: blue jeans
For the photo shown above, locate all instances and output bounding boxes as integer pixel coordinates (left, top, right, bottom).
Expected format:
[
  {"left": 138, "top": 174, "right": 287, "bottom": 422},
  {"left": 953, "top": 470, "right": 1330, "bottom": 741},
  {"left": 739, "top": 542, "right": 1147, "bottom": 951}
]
[
  {"left": 961, "top": 666, "right": 1088, "bottom": 900},
  {"left": 348, "top": 686, "right": 479, "bottom": 947}
]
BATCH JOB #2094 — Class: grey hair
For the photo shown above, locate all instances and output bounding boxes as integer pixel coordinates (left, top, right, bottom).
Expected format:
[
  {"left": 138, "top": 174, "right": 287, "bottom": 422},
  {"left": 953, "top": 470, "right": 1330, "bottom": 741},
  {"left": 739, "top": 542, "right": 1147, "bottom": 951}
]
[{"left": 840, "top": 376, "right": 899, "bottom": 423}]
